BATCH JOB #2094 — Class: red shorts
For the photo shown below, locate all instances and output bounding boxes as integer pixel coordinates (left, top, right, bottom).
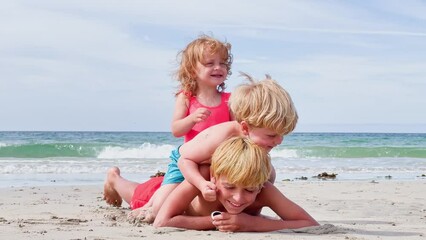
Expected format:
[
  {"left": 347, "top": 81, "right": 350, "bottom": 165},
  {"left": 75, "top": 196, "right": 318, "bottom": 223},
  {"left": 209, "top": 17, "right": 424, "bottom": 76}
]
[{"left": 130, "top": 176, "right": 164, "bottom": 210}]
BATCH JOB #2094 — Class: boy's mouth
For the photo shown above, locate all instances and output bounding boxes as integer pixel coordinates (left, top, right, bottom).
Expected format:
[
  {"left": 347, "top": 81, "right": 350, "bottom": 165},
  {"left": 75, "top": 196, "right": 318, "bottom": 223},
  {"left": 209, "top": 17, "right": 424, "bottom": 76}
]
[
  {"left": 228, "top": 200, "right": 243, "bottom": 207},
  {"left": 225, "top": 200, "right": 245, "bottom": 213}
]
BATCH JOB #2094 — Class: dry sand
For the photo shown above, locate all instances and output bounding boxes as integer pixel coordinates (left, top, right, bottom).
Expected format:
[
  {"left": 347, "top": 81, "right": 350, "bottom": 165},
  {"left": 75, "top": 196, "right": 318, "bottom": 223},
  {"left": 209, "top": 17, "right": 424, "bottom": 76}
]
[{"left": 1, "top": 180, "right": 425, "bottom": 240}]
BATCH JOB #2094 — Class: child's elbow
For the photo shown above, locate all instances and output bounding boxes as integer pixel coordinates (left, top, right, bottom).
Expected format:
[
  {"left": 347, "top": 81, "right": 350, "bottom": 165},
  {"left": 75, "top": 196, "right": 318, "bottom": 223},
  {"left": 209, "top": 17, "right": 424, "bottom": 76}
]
[
  {"left": 171, "top": 128, "right": 184, "bottom": 138},
  {"left": 310, "top": 219, "right": 320, "bottom": 226},
  {"left": 153, "top": 218, "right": 165, "bottom": 228},
  {"left": 171, "top": 131, "right": 179, "bottom": 138},
  {"left": 302, "top": 217, "right": 320, "bottom": 227}
]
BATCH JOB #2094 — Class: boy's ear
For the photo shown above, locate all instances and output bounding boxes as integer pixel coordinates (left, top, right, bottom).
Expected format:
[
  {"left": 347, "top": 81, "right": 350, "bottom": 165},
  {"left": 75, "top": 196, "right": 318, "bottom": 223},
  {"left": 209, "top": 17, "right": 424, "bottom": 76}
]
[
  {"left": 240, "top": 121, "right": 250, "bottom": 135},
  {"left": 258, "top": 184, "right": 265, "bottom": 193}
]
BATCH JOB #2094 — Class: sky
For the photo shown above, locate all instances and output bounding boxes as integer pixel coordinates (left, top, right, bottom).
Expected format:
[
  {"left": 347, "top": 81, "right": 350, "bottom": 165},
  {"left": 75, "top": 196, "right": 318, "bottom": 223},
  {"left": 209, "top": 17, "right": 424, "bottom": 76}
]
[{"left": 1, "top": 0, "right": 425, "bottom": 133}]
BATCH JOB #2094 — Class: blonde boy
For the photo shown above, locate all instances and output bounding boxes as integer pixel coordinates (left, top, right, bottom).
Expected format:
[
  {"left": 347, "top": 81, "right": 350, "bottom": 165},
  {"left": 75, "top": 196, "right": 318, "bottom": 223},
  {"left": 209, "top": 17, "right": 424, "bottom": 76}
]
[{"left": 154, "top": 137, "right": 318, "bottom": 231}]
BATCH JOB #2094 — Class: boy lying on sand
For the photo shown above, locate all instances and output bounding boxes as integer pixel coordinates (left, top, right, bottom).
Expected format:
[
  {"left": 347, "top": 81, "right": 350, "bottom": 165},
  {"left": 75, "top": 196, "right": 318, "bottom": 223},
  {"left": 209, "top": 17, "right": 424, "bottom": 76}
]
[{"left": 104, "top": 137, "right": 318, "bottom": 232}]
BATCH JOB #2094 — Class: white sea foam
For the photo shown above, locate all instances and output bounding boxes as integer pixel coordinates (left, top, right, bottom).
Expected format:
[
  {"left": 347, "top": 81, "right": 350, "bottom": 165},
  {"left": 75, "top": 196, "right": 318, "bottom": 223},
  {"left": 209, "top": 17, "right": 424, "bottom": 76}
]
[
  {"left": 270, "top": 148, "right": 299, "bottom": 158},
  {"left": 1, "top": 156, "right": 425, "bottom": 188},
  {"left": 97, "top": 143, "right": 175, "bottom": 159},
  {"left": 0, "top": 158, "right": 169, "bottom": 173}
]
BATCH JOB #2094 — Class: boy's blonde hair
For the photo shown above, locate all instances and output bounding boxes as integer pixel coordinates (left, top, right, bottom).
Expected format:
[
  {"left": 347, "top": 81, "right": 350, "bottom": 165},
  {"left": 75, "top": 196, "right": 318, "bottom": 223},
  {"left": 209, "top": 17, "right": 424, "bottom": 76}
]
[
  {"left": 175, "top": 34, "right": 233, "bottom": 97},
  {"left": 229, "top": 72, "right": 298, "bottom": 135},
  {"left": 210, "top": 136, "right": 271, "bottom": 188}
]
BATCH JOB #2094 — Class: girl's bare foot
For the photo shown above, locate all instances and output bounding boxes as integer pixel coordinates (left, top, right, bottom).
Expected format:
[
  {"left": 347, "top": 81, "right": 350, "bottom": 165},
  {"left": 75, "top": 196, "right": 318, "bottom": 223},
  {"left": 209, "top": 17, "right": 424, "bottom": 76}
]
[{"left": 103, "top": 167, "right": 123, "bottom": 207}]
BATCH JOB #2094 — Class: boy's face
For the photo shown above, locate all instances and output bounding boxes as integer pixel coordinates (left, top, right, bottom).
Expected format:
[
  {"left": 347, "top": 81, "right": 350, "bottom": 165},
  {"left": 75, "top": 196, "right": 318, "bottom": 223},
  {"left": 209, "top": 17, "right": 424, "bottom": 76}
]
[
  {"left": 246, "top": 127, "right": 283, "bottom": 152},
  {"left": 195, "top": 52, "right": 228, "bottom": 87},
  {"left": 216, "top": 176, "right": 261, "bottom": 215}
]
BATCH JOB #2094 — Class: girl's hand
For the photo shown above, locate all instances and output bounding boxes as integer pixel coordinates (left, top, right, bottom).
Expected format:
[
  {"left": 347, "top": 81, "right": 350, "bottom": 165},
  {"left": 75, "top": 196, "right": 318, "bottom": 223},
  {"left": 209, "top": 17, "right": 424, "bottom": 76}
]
[{"left": 191, "top": 108, "right": 211, "bottom": 123}]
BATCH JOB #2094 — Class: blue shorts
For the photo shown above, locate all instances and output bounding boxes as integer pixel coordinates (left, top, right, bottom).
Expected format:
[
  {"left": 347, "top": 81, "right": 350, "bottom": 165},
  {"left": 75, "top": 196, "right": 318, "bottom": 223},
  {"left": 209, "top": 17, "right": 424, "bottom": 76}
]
[{"left": 162, "top": 146, "right": 184, "bottom": 185}]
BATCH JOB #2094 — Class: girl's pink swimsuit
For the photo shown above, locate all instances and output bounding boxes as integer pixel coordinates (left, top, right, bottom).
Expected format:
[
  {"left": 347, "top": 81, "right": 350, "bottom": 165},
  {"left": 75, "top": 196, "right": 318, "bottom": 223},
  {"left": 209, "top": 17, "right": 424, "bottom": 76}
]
[{"left": 184, "top": 92, "right": 231, "bottom": 142}]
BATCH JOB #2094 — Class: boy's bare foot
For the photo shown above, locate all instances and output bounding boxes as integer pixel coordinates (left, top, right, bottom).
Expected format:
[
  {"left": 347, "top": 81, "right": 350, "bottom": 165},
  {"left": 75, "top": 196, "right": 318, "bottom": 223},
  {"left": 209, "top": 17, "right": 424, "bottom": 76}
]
[
  {"left": 103, "top": 167, "right": 123, "bottom": 207},
  {"left": 127, "top": 207, "right": 155, "bottom": 224}
]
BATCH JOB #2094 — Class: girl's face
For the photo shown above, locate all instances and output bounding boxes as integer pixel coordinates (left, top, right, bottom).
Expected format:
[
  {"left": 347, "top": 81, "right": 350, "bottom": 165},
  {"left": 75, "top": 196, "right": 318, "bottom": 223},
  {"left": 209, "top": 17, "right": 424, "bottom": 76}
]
[
  {"left": 195, "top": 52, "right": 228, "bottom": 88},
  {"left": 216, "top": 176, "right": 261, "bottom": 214}
]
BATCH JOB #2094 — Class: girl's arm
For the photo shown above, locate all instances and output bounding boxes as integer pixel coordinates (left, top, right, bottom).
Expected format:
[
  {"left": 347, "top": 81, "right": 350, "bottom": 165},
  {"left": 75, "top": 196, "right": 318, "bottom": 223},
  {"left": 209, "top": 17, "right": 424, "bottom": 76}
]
[
  {"left": 153, "top": 180, "right": 216, "bottom": 230},
  {"left": 171, "top": 93, "right": 195, "bottom": 137},
  {"left": 171, "top": 93, "right": 211, "bottom": 137}
]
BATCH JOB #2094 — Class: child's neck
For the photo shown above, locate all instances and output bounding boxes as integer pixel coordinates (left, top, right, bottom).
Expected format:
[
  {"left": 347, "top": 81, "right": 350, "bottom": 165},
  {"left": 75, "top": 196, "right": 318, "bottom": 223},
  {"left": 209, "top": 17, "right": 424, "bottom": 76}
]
[{"left": 196, "top": 89, "right": 221, "bottom": 107}]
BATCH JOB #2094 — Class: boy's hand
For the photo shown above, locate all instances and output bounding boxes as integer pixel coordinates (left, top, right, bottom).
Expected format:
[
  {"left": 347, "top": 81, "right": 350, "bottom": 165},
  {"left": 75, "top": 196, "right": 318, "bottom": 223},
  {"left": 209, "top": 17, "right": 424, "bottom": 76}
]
[
  {"left": 212, "top": 212, "right": 254, "bottom": 232},
  {"left": 200, "top": 180, "right": 217, "bottom": 201}
]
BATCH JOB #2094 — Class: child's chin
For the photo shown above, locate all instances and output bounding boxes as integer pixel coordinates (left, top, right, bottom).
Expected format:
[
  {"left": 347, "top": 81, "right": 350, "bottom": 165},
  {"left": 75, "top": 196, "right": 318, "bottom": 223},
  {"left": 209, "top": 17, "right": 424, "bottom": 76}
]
[{"left": 224, "top": 208, "right": 244, "bottom": 215}]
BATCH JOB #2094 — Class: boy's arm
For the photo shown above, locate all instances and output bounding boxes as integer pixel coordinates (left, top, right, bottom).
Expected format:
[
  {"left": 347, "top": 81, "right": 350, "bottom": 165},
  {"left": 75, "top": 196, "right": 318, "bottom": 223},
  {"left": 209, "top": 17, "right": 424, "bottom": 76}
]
[
  {"left": 213, "top": 183, "right": 318, "bottom": 232},
  {"left": 178, "top": 122, "right": 238, "bottom": 198},
  {"left": 179, "top": 159, "right": 216, "bottom": 201},
  {"left": 253, "top": 182, "right": 319, "bottom": 231},
  {"left": 213, "top": 212, "right": 314, "bottom": 232},
  {"left": 153, "top": 180, "right": 216, "bottom": 230}
]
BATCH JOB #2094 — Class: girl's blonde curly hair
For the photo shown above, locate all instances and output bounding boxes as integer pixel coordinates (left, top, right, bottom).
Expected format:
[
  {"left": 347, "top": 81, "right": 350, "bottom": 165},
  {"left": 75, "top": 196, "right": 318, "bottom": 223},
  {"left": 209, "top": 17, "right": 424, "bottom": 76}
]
[{"left": 174, "top": 34, "right": 233, "bottom": 97}]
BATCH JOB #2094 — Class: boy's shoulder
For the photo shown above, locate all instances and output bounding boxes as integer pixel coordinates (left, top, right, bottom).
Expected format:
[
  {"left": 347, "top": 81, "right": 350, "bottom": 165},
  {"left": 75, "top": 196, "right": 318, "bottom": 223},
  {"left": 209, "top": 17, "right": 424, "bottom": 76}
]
[
  {"left": 244, "top": 184, "right": 277, "bottom": 213},
  {"left": 256, "top": 182, "right": 279, "bottom": 203}
]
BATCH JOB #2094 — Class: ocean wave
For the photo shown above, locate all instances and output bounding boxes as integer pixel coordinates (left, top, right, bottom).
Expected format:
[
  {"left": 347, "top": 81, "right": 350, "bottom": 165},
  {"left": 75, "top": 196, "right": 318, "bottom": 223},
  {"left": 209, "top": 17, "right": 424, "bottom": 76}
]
[
  {"left": 97, "top": 143, "right": 175, "bottom": 159},
  {"left": 0, "top": 142, "right": 177, "bottom": 159},
  {"left": 273, "top": 146, "right": 426, "bottom": 159},
  {"left": 1, "top": 142, "right": 425, "bottom": 159},
  {"left": 0, "top": 158, "right": 170, "bottom": 174},
  {"left": 1, "top": 157, "right": 425, "bottom": 176}
]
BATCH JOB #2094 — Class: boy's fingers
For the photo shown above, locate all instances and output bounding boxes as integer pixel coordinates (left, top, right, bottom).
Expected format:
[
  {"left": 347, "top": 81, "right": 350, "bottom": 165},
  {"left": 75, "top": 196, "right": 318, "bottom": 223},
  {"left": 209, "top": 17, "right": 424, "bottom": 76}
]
[
  {"left": 205, "top": 190, "right": 217, "bottom": 201},
  {"left": 207, "top": 181, "right": 216, "bottom": 190}
]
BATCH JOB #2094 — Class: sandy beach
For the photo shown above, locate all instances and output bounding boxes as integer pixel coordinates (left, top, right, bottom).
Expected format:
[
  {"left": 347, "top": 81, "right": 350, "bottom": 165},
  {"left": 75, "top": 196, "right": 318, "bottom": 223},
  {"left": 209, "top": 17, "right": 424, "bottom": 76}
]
[{"left": 1, "top": 180, "right": 425, "bottom": 240}]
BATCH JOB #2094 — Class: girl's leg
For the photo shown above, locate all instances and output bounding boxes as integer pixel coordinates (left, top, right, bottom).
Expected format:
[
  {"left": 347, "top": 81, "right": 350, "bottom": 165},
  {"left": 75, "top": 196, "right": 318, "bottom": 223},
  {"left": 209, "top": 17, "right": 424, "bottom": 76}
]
[{"left": 103, "top": 166, "right": 139, "bottom": 207}]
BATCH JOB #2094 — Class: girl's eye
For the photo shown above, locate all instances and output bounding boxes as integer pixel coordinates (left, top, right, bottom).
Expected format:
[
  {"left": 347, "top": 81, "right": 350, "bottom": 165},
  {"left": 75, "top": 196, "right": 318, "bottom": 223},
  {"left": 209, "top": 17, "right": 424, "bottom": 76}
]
[{"left": 205, "top": 62, "right": 214, "bottom": 66}]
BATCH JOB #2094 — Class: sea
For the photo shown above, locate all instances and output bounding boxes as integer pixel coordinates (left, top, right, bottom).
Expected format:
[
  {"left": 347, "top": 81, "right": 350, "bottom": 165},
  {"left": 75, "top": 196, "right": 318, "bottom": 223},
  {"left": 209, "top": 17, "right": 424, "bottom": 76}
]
[{"left": 1, "top": 131, "right": 425, "bottom": 188}]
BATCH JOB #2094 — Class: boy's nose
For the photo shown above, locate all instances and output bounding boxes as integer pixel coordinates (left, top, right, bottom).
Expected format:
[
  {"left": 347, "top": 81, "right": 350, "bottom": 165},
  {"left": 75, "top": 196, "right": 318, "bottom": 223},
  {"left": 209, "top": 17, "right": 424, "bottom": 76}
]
[
  {"left": 233, "top": 192, "right": 246, "bottom": 202},
  {"left": 275, "top": 136, "right": 283, "bottom": 145}
]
